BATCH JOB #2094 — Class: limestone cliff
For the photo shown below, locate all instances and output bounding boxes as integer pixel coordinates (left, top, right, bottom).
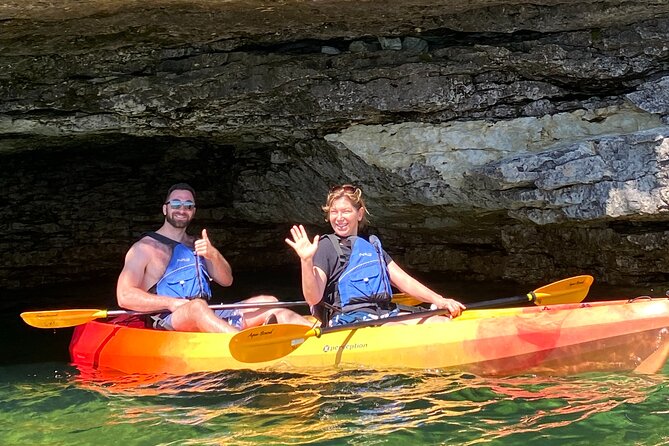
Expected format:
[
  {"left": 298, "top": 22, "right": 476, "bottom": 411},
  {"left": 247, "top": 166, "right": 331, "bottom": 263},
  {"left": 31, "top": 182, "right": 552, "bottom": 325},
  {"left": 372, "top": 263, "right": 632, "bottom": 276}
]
[{"left": 2, "top": 0, "right": 669, "bottom": 288}]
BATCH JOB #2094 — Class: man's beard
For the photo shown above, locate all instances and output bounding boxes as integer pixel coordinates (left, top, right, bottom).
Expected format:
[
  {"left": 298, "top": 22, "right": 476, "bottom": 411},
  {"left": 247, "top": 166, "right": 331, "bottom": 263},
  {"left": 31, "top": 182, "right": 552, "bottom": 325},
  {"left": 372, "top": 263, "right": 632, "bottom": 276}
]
[{"left": 166, "top": 214, "right": 191, "bottom": 229}]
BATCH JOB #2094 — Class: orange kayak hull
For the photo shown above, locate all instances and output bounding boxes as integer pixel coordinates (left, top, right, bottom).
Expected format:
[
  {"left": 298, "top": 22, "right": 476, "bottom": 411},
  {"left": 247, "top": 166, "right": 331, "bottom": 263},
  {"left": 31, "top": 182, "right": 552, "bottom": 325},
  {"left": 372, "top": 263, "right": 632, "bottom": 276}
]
[{"left": 69, "top": 298, "right": 669, "bottom": 377}]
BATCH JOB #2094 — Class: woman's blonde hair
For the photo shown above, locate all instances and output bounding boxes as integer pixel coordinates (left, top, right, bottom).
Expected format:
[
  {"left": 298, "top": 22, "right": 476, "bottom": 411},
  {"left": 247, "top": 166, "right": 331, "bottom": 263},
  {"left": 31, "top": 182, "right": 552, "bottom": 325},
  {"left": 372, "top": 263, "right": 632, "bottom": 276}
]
[{"left": 322, "top": 185, "right": 369, "bottom": 228}]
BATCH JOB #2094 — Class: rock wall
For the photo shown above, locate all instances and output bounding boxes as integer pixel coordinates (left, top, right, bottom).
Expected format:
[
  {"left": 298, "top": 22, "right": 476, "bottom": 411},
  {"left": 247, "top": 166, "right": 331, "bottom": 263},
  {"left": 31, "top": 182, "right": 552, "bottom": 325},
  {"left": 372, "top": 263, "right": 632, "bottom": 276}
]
[{"left": 2, "top": 1, "right": 669, "bottom": 289}]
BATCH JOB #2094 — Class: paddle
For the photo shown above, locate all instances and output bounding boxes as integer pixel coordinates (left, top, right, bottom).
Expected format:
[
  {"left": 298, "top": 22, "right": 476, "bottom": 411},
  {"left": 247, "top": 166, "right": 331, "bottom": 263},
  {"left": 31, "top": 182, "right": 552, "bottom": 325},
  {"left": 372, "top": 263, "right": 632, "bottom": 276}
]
[
  {"left": 20, "top": 301, "right": 309, "bottom": 329},
  {"left": 20, "top": 293, "right": 425, "bottom": 329},
  {"left": 390, "top": 293, "right": 423, "bottom": 306},
  {"left": 229, "top": 275, "right": 594, "bottom": 363}
]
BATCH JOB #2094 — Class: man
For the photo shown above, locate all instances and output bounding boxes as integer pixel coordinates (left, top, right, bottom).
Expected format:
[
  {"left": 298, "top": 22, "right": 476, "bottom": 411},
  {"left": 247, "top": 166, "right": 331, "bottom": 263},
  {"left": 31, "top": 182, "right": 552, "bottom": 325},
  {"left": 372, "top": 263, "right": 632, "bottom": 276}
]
[{"left": 116, "top": 183, "right": 311, "bottom": 333}]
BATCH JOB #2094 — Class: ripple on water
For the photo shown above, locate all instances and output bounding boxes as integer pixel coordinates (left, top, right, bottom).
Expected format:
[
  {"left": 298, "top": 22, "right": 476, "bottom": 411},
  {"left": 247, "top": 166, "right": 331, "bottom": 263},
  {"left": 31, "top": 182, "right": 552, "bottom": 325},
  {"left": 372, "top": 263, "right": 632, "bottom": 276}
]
[{"left": 2, "top": 363, "right": 669, "bottom": 445}]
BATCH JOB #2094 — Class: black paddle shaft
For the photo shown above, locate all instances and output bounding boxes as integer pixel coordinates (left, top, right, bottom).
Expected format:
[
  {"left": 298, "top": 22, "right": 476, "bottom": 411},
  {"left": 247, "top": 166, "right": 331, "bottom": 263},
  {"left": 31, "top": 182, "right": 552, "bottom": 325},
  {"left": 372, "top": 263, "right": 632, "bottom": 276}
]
[{"left": 316, "top": 293, "right": 532, "bottom": 337}]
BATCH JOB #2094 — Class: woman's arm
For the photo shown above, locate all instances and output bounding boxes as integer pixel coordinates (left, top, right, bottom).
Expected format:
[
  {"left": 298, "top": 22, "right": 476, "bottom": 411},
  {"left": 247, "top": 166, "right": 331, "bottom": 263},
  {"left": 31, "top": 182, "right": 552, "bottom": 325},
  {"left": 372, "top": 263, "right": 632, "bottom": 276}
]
[
  {"left": 285, "top": 224, "right": 327, "bottom": 306},
  {"left": 387, "top": 261, "right": 465, "bottom": 317}
]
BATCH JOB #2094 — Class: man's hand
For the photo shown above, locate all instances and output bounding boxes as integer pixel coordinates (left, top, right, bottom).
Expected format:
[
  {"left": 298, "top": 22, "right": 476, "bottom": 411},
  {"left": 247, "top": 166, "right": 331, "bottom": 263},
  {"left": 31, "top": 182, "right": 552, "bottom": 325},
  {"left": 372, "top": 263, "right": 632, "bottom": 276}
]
[
  {"left": 167, "top": 297, "right": 190, "bottom": 313},
  {"left": 194, "top": 228, "right": 215, "bottom": 259}
]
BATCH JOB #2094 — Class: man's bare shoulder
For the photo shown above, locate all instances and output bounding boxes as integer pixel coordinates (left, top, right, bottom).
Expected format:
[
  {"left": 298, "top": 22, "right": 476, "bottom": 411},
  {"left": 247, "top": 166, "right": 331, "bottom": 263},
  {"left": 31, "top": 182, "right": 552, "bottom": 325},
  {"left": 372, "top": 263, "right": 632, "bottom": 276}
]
[
  {"left": 181, "top": 234, "right": 196, "bottom": 247},
  {"left": 123, "top": 234, "right": 172, "bottom": 279},
  {"left": 129, "top": 235, "right": 170, "bottom": 257}
]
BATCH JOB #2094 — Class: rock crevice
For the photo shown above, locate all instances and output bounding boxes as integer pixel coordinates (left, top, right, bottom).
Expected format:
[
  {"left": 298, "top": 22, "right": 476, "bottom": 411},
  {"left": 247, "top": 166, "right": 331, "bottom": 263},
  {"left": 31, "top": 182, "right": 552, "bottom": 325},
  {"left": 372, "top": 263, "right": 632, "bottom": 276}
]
[{"left": 2, "top": 1, "right": 669, "bottom": 289}]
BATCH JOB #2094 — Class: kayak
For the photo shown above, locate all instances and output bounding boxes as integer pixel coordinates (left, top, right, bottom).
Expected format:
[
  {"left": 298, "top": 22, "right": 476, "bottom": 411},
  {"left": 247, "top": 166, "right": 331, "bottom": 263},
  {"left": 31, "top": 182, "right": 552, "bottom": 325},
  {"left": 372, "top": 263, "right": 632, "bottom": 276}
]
[{"left": 68, "top": 298, "right": 669, "bottom": 377}]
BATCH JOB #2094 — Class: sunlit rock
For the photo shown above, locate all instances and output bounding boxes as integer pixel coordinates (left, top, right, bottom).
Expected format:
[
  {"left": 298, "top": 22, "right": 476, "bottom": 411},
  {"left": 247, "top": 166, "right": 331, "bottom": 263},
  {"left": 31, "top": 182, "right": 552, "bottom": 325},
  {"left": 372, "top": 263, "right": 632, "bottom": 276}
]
[{"left": 2, "top": 0, "right": 669, "bottom": 288}]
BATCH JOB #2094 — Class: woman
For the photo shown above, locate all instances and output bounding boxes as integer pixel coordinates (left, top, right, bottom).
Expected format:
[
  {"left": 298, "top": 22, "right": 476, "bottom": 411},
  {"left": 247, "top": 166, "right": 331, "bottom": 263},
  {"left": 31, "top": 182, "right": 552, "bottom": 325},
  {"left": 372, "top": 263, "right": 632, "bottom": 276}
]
[{"left": 285, "top": 184, "right": 465, "bottom": 326}]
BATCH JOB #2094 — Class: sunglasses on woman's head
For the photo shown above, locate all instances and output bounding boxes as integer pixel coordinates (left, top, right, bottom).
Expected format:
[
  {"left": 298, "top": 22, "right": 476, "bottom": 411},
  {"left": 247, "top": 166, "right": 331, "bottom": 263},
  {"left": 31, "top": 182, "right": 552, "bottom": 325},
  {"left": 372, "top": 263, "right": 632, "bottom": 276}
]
[
  {"left": 329, "top": 184, "right": 359, "bottom": 194},
  {"left": 165, "top": 199, "right": 195, "bottom": 210}
]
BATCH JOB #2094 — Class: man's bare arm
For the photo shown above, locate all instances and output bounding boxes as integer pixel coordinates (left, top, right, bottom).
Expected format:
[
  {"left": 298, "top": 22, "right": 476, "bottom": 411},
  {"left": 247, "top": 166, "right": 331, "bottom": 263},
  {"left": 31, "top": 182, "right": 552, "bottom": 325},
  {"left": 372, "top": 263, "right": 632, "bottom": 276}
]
[{"left": 116, "top": 243, "right": 186, "bottom": 312}]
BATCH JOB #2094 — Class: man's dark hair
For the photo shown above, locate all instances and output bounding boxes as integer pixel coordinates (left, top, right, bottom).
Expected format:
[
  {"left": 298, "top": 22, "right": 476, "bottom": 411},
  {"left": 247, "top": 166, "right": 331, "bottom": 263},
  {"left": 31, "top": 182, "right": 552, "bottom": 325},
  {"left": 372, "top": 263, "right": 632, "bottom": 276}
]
[{"left": 165, "top": 183, "right": 196, "bottom": 202}]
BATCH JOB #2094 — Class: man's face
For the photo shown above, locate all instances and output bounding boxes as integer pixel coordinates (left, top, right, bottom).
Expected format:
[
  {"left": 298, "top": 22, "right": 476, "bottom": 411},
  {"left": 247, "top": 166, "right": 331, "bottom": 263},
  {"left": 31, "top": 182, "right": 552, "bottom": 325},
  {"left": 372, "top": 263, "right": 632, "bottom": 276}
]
[{"left": 163, "top": 190, "right": 196, "bottom": 229}]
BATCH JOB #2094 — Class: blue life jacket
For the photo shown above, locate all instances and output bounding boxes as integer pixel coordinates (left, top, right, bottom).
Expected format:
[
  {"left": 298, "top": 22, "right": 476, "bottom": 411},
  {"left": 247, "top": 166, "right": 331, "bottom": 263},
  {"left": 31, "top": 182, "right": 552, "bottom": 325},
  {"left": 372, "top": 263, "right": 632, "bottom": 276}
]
[
  {"left": 318, "top": 234, "right": 393, "bottom": 321},
  {"left": 146, "top": 232, "right": 212, "bottom": 299}
]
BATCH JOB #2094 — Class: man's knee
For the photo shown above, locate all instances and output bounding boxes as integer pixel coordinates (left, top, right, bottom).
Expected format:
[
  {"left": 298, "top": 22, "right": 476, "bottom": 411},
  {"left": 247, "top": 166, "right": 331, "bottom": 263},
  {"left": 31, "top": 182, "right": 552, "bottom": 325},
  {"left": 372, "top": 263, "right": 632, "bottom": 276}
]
[
  {"left": 188, "top": 298, "right": 211, "bottom": 314},
  {"left": 247, "top": 294, "right": 278, "bottom": 303}
]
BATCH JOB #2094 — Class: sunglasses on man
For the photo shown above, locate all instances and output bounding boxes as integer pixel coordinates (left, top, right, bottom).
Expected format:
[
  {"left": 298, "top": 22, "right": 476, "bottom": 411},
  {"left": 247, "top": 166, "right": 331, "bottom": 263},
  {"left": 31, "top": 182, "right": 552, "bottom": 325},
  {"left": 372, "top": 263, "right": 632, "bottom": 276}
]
[{"left": 165, "top": 199, "right": 196, "bottom": 210}]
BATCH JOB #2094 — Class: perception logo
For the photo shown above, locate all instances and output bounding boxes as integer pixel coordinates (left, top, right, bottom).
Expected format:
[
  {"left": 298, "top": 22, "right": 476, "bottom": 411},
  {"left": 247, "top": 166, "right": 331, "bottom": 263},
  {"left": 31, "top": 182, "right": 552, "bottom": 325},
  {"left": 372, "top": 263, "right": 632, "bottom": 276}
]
[{"left": 322, "top": 343, "right": 367, "bottom": 353}]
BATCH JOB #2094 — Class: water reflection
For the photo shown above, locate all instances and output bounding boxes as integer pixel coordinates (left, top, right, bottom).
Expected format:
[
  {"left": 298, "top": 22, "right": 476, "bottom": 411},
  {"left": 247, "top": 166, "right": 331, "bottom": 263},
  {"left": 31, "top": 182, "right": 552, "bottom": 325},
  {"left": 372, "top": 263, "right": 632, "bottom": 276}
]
[
  {"left": 462, "top": 374, "right": 660, "bottom": 445},
  {"left": 6, "top": 277, "right": 669, "bottom": 444},
  {"left": 67, "top": 367, "right": 668, "bottom": 445}
]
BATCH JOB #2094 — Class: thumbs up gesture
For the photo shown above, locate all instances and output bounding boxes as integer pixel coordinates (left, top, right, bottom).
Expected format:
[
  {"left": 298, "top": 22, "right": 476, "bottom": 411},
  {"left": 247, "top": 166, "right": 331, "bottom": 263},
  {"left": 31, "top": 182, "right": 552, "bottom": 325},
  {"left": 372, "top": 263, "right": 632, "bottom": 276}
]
[{"left": 194, "top": 228, "right": 214, "bottom": 259}]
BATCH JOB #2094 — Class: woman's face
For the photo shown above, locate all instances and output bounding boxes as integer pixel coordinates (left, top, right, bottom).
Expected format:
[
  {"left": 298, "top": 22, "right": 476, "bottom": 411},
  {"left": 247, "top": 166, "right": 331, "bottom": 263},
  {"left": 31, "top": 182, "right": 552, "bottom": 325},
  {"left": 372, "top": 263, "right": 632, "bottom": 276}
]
[{"left": 328, "top": 196, "right": 364, "bottom": 237}]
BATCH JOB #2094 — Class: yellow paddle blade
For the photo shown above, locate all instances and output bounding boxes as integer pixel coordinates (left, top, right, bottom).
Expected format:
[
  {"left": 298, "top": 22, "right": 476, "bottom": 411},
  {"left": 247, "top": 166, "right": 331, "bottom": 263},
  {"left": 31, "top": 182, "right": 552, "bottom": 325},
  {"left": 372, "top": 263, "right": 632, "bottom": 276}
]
[
  {"left": 531, "top": 275, "right": 593, "bottom": 306},
  {"left": 20, "top": 309, "right": 109, "bottom": 329},
  {"left": 229, "top": 324, "right": 320, "bottom": 363},
  {"left": 391, "top": 293, "right": 423, "bottom": 306}
]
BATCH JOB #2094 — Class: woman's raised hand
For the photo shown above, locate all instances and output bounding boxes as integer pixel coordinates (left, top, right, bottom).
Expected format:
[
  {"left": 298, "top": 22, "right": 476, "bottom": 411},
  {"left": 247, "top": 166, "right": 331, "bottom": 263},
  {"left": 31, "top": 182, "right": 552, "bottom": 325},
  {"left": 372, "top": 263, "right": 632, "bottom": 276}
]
[{"left": 285, "top": 224, "right": 320, "bottom": 261}]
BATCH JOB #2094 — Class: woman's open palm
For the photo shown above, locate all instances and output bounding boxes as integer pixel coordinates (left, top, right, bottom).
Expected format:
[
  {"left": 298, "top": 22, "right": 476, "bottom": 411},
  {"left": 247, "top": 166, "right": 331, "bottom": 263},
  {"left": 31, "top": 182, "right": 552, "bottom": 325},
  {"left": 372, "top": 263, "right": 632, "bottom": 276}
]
[{"left": 285, "top": 224, "right": 319, "bottom": 261}]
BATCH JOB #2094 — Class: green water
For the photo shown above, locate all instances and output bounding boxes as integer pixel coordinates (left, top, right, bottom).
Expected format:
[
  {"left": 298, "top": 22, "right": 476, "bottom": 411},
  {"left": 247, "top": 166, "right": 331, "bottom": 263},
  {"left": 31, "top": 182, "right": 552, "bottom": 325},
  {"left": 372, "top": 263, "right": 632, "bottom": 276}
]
[
  {"left": 3, "top": 364, "right": 669, "bottom": 445},
  {"left": 4, "top": 275, "right": 669, "bottom": 445}
]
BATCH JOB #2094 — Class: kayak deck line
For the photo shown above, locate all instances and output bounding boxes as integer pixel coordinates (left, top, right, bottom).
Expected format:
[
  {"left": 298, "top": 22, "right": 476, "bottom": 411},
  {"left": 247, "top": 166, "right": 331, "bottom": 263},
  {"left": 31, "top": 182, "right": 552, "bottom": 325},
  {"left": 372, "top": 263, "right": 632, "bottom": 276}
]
[{"left": 68, "top": 298, "right": 669, "bottom": 378}]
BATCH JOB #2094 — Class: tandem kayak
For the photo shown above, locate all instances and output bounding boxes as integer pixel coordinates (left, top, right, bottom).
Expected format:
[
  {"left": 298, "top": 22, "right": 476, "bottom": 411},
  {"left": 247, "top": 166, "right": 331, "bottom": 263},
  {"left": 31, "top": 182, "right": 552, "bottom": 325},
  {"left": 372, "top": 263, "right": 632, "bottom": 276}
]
[{"left": 69, "top": 298, "right": 669, "bottom": 377}]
